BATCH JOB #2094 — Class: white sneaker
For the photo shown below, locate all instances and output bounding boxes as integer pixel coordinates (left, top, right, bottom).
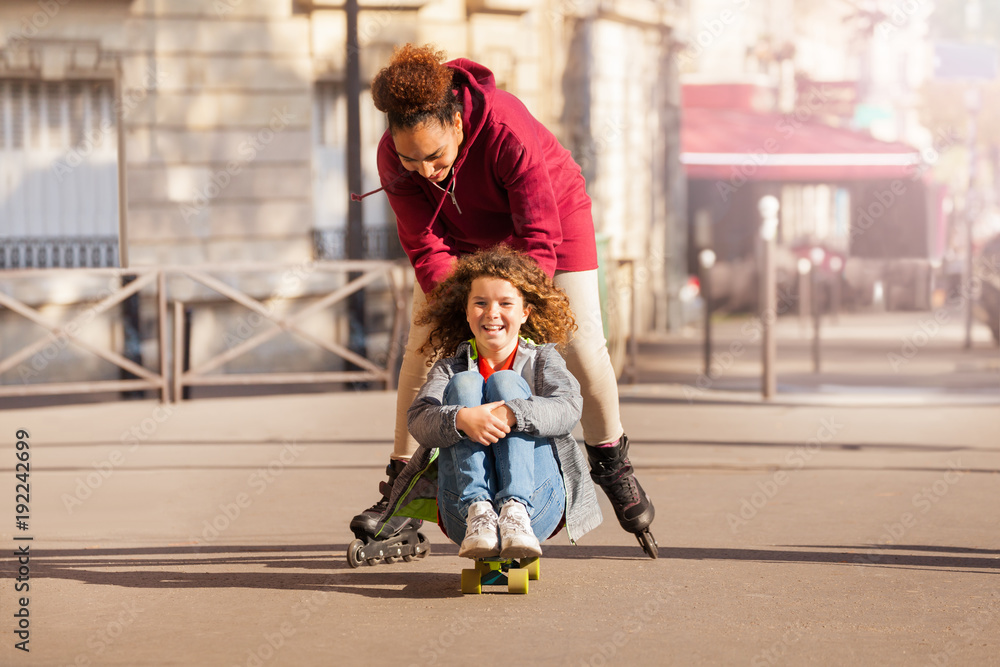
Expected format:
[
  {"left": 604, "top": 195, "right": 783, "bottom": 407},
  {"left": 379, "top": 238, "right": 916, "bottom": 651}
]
[
  {"left": 498, "top": 499, "right": 542, "bottom": 558},
  {"left": 458, "top": 501, "right": 500, "bottom": 558}
]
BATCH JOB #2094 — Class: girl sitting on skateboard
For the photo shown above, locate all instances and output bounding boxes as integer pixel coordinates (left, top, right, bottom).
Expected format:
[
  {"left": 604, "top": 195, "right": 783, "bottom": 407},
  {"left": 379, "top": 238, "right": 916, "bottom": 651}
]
[
  {"left": 400, "top": 246, "right": 603, "bottom": 558},
  {"left": 351, "top": 44, "right": 656, "bottom": 559}
]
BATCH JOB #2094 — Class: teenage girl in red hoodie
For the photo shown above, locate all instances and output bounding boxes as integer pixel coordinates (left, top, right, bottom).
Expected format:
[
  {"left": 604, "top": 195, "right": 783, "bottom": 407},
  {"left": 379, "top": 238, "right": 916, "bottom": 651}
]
[{"left": 350, "top": 44, "right": 657, "bottom": 558}]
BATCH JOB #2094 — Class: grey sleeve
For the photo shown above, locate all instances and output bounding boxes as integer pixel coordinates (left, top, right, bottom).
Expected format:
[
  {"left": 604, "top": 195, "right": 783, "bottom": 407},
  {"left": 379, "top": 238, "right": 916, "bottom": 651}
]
[
  {"left": 505, "top": 346, "right": 583, "bottom": 438},
  {"left": 406, "top": 359, "right": 464, "bottom": 449}
]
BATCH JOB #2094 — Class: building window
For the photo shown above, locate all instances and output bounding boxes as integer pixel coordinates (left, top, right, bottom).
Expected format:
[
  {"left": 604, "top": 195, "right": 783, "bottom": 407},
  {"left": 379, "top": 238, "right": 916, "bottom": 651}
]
[
  {"left": 0, "top": 79, "right": 118, "bottom": 268},
  {"left": 780, "top": 183, "right": 851, "bottom": 251},
  {"left": 312, "top": 81, "right": 401, "bottom": 260}
]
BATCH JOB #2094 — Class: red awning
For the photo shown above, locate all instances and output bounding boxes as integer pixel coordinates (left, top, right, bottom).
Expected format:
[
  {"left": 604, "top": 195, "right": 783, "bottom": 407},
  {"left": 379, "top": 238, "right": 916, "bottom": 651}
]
[{"left": 681, "top": 107, "right": 923, "bottom": 182}]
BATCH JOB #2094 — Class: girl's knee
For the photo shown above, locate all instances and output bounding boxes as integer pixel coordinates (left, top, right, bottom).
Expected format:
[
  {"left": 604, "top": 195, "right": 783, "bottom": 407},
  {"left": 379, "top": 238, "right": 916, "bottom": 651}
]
[
  {"left": 450, "top": 371, "right": 484, "bottom": 392},
  {"left": 484, "top": 370, "right": 529, "bottom": 401}
]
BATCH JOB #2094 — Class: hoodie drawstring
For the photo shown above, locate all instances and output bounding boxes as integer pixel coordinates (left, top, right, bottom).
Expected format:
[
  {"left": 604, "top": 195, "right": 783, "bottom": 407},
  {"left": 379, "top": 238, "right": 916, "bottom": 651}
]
[
  {"left": 350, "top": 187, "right": 384, "bottom": 202},
  {"left": 432, "top": 173, "right": 461, "bottom": 215},
  {"left": 352, "top": 170, "right": 461, "bottom": 220}
]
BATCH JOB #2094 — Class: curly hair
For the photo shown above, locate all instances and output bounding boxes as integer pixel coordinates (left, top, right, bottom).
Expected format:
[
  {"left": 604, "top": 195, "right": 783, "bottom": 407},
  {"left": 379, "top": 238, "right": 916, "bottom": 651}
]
[
  {"left": 415, "top": 246, "right": 577, "bottom": 364},
  {"left": 371, "top": 43, "right": 463, "bottom": 131}
]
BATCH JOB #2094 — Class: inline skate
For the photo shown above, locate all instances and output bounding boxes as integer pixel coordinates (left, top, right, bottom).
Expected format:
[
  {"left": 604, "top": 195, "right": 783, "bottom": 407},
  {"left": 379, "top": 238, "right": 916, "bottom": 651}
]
[{"left": 586, "top": 435, "right": 658, "bottom": 558}]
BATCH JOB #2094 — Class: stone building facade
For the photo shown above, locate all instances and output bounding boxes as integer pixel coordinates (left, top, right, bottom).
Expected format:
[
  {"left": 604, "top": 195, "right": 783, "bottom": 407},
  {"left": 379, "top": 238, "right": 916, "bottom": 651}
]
[{"left": 0, "top": 0, "right": 684, "bottom": 389}]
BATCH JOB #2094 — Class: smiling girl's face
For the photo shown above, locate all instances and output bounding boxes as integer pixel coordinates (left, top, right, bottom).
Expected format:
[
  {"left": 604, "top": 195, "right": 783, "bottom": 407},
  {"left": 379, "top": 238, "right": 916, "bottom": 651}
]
[
  {"left": 392, "top": 112, "right": 464, "bottom": 183},
  {"left": 466, "top": 276, "right": 531, "bottom": 363}
]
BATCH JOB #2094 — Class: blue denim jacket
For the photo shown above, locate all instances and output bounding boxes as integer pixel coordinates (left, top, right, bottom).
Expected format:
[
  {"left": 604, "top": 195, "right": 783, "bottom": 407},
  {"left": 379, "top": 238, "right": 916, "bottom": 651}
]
[{"left": 378, "top": 338, "right": 603, "bottom": 544}]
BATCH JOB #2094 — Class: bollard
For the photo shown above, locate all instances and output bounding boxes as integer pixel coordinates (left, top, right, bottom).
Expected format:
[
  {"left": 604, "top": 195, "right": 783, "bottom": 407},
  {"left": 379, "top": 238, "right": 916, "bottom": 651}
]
[
  {"left": 699, "top": 249, "right": 716, "bottom": 377},
  {"left": 810, "top": 247, "right": 825, "bottom": 374}
]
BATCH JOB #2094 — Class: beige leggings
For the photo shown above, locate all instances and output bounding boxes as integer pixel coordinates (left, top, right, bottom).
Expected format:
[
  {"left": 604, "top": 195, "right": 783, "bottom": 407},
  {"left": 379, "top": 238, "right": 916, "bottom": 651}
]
[{"left": 392, "top": 268, "right": 624, "bottom": 459}]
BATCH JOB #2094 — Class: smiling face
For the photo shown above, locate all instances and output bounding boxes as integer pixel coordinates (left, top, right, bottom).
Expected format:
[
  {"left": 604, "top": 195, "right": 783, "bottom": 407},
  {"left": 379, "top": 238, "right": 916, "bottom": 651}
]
[
  {"left": 391, "top": 112, "right": 464, "bottom": 183},
  {"left": 466, "top": 276, "right": 531, "bottom": 363}
]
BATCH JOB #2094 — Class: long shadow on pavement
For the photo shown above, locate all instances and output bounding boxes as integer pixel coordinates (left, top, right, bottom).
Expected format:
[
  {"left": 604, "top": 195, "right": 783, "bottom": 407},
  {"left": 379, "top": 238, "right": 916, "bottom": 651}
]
[
  {"left": 31, "top": 544, "right": 461, "bottom": 599},
  {"left": 29, "top": 543, "right": 999, "bottom": 599}
]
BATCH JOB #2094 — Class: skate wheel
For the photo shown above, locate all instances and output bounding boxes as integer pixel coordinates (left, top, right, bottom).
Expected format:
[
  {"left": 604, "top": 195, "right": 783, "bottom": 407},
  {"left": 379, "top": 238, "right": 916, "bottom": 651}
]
[
  {"left": 507, "top": 568, "right": 529, "bottom": 594},
  {"left": 384, "top": 556, "right": 397, "bottom": 564},
  {"left": 365, "top": 557, "right": 378, "bottom": 566},
  {"left": 346, "top": 539, "right": 364, "bottom": 569},
  {"left": 402, "top": 554, "right": 414, "bottom": 562},
  {"left": 637, "top": 530, "right": 658, "bottom": 559},
  {"left": 521, "top": 557, "right": 540, "bottom": 581},
  {"left": 461, "top": 568, "right": 482, "bottom": 595},
  {"left": 415, "top": 532, "right": 431, "bottom": 559}
]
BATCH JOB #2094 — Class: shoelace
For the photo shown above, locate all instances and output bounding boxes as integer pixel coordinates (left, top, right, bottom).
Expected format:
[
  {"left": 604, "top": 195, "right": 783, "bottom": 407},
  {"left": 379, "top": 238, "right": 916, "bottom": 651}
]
[
  {"left": 364, "top": 497, "right": 389, "bottom": 514},
  {"left": 468, "top": 510, "right": 497, "bottom": 536},
  {"left": 500, "top": 507, "right": 532, "bottom": 536},
  {"left": 606, "top": 476, "right": 640, "bottom": 509},
  {"left": 594, "top": 460, "right": 640, "bottom": 510}
]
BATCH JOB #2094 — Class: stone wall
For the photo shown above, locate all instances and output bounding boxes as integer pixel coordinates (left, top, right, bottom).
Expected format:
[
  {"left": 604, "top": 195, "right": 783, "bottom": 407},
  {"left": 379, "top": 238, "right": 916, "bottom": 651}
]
[
  {"left": 123, "top": 0, "right": 314, "bottom": 266},
  {"left": 0, "top": 0, "right": 685, "bottom": 392}
]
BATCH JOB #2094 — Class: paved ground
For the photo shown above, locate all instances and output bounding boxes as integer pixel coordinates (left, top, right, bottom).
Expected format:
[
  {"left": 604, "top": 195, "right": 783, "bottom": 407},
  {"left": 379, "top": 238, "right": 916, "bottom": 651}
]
[{"left": 1, "top": 309, "right": 998, "bottom": 666}]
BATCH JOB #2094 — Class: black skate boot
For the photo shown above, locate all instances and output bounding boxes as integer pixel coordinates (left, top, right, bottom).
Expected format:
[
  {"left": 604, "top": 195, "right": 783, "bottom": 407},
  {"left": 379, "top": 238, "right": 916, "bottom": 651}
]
[
  {"left": 586, "top": 435, "right": 658, "bottom": 559},
  {"left": 346, "top": 459, "right": 429, "bottom": 567}
]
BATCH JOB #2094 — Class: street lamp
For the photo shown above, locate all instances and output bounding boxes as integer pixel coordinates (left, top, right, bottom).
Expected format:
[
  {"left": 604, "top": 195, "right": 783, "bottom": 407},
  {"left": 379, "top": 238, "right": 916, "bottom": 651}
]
[
  {"left": 797, "top": 257, "right": 812, "bottom": 333},
  {"left": 829, "top": 254, "right": 844, "bottom": 323},
  {"left": 963, "top": 86, "right": 981, "bottom": 350},
  {"left": 758, "top": 195, "right": 779, "bottom": 399}
]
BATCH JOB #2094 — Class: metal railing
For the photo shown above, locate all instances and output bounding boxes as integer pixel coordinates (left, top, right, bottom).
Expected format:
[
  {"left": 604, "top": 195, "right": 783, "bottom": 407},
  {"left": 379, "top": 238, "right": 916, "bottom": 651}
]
[
  {"left": 169, "top": 260, "right": 408, "bottom": 400},
  {"left": 312, "top": 226, "right": 407, "bottom": 261},
  {"left": 0, "top": 260, "right": 409, "bottom": 403},
  {"left": 0, "top": 266, "right": 167, "bottom": 400},
  {"left": 0, "top": 236, "right": 119, "bottom": 269}
]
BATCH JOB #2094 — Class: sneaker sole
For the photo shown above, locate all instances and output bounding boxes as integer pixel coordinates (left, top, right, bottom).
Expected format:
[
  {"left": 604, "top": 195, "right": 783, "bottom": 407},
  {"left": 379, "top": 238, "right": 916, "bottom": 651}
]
[
  {"left": 499, "top": 543, "right": 542, "bottom": 559},
  {"left": 459, "top": 544, "right": 501, "bottom": 559}
]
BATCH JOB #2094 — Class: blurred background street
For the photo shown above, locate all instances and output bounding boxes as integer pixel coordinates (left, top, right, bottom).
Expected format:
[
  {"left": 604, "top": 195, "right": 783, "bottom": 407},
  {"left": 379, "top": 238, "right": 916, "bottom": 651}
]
[{"left": 633, "top": 307, "right": 999, "bottom": 397}]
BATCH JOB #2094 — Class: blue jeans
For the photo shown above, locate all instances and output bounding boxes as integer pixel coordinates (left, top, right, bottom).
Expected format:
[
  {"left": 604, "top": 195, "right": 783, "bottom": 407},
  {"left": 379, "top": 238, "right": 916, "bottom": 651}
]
[{"left": 437, "top": 370, "right": 566, "bottom": 545}]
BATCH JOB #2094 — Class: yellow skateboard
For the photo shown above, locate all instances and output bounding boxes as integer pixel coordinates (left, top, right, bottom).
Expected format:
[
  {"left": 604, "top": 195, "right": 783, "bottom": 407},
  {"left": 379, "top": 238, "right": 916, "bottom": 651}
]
[{"left": 461, "top": 556, "right": 540, "bottom": 595}]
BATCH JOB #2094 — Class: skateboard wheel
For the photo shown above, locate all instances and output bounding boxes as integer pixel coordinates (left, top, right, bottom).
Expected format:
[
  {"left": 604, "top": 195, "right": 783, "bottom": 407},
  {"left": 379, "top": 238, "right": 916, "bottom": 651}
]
[
  {"left": 521, "top": 557, "right": 540, "bottom": 581},
  {"left": 461, "top": 568, "right": 482, "bottom": 595},
  {"left": 346, "top": 539, "right": 364, "bottom": 569},
  {"left": 507, "top": 568, "right": 529, "bottom": 594}
]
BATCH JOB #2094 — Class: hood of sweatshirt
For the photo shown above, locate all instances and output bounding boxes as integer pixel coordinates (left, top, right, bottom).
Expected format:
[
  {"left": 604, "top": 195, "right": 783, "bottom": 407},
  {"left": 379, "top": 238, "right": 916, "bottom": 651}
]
[
  {"left": 352, "top": 58, "right": 496, "bottom": 204},
  {"left": 445, "top": 58, "right": 494, "bottom": 181}
]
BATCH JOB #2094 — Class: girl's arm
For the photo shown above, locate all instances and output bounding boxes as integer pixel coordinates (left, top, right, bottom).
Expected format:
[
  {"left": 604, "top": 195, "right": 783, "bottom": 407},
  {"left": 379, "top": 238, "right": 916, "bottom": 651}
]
[
  {"left": 504, "top": 346, "right": 583, "bottom": 438},
  {"left": 406, "top": 359, "right": 465, "bottom": 449}
]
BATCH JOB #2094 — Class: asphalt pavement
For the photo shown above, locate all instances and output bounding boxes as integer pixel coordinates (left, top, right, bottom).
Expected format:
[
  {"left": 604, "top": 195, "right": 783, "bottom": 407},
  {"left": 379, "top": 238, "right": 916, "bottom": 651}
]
[{"left": 0, "top": 309, "right": 998, "bottom": 666}]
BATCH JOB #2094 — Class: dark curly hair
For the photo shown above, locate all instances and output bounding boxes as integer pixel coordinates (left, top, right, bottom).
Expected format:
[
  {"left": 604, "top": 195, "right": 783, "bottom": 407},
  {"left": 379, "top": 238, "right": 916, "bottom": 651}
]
[
  {"left": 415, "top": 246, "right": 577, "bottom": 364},
  {"left": 371, "top": 43, "right": 463, "bottom": 131}
]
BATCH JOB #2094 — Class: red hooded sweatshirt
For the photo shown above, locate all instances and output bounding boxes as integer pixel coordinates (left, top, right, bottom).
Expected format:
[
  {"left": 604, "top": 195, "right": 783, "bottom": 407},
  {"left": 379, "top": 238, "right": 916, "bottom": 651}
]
[{"left": 370, "top": 58, "right": 598, "bottom": 294}]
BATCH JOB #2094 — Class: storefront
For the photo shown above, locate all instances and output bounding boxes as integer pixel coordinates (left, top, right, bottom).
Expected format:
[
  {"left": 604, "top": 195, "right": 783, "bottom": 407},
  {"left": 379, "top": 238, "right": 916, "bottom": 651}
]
[{"left": 681, "top": 88, "right": 940, "bottom": 312}]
